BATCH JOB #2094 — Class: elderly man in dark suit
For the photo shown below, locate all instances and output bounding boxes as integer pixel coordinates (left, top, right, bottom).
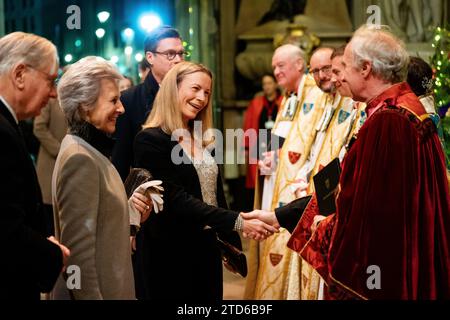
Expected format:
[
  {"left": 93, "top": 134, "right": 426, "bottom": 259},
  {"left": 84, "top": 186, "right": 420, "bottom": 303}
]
[
  {"left": 112, "top": 25, "right": 185, "bottom": 181},
  {"left": 0, "top": 32, "right": 70, "bottom": 300}
]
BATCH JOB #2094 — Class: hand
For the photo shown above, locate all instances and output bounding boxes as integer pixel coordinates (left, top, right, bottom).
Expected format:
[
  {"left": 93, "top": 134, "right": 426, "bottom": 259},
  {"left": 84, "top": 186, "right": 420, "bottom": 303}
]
[
  {"left": 240, "top": 210, "right": 280, "bottom": 229},
  {"left": 47, "top": 236, "right": 70, "bottom": 272},
  {"left": 294, "top": 179, "right": 309, "bottom": 198},
  {"left": 311, "top": 215, "right": 326, "bottom": 233},
  {"left": 258, "top": 151, "right": 275, "bottom": 175},
  {"left": 130, "top": 236, "right": 136, "bottom": 253},
  {"left": 131, "top": 192, "right": 152, "bottom": 223},
  {"left": 241, "top": 216, "right": 280, "bottom": 241},
  {"left": 223, "top": 260, "right": 235, "bottom": 274}
]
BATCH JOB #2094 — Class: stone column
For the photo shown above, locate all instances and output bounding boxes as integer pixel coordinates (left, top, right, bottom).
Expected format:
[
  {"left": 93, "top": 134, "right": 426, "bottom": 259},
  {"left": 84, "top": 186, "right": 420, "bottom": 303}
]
[{"left": 219, "top": 0, "right": 236, "bottom": 101}]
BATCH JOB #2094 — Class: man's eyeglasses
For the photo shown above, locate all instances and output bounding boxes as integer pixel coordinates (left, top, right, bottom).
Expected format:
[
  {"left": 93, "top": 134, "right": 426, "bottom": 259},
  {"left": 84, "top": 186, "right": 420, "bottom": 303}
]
[
  {"left": 310, "top": 65, "right": 332, "bottom": 76},
  {"left": 152, "top": 50, "right": 189, "bottom": 61},
  {"left": 27, "top": 65, "right": 59, "bottom": 87}
]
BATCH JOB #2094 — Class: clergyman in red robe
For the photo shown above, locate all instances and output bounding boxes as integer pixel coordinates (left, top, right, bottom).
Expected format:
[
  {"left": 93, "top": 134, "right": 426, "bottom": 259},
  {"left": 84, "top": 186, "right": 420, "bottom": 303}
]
[{"left": 287, "top": 25, "right": 450, "bottom": 299}]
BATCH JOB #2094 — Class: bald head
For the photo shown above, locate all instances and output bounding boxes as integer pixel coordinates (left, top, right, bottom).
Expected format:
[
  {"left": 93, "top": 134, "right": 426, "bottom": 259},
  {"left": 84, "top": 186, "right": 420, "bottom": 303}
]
[
  {"left": 311, "top": 47, "right": 334, "bottom": 58},
  {"left": 309, "top": 47, "right": 334, "bottom": 93},
  {"left": 274, "top": 44, "right": 306, "bottom": 64},
  {"left": 271, "top": 44, "right": 306, "bottom": 93}
]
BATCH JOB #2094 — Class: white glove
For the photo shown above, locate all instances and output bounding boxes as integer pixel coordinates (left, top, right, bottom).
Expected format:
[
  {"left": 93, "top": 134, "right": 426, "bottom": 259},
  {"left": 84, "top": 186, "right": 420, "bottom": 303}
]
[
  {"left": 133, "top": 180, "right": 164, "bottom": 213},
  {"left": 128, "top": 180, "right": 165, "bottom": 228}
]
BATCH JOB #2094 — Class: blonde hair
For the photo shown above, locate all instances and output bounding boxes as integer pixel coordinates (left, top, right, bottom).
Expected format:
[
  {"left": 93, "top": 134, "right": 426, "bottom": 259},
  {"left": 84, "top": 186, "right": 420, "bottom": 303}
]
[
  {"left": 0, "top": 32, "right": 58, "bottom": 76},
  {"left": 350, "top": 25, "right": 410, "bottom": 84},
  {"left": 143, "top": 61, "right": 214, "bottom": 146},
  {"left": 57, "top": 56, "right": 123, "bottom": 128}
]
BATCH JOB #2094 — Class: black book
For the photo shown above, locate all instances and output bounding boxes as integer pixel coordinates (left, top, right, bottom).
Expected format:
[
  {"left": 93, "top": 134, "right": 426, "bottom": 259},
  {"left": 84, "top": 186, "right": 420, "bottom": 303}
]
[{"left": 313, "top": 158, "right": 341, "bottom": 216}]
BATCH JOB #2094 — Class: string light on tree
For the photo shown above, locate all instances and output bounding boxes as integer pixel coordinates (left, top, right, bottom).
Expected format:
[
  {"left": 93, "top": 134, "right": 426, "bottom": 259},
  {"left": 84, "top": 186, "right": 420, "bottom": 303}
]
[
  {"left": 135, "top": 53, "right": 143, "bottom": 62},
  {"left": 430, "top": 25, "right": 450, "bottom": 164}
]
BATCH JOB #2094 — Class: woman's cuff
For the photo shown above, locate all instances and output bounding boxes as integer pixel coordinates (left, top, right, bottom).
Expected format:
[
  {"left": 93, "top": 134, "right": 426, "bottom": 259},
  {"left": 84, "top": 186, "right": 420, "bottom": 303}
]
[{"left": 233, "top": 214, "right": 244, "bottom": 232}]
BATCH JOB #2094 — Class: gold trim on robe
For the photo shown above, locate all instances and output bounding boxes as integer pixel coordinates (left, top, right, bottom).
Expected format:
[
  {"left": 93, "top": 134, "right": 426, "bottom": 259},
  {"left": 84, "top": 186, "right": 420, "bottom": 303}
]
[
  {"left": 248, "top": 77, "right": 326, "bottom": 300},
  {"left": 245, "top": 74, "right": 315, "bottom": 299}
]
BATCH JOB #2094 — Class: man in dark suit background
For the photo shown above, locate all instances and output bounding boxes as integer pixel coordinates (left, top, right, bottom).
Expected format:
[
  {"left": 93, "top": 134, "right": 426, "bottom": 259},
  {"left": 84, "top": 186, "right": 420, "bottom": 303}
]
[
  {"left": 112, "top": 25, "right": 185, "bottom": 181},
  {"left": 0, "top": 32, "right": 70, "bottom": 300}
]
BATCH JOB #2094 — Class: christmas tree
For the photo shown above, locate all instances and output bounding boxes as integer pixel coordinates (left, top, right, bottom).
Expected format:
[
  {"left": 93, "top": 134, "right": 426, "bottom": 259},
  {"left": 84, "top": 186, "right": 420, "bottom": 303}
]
[{"left": 430, "top": 26, "right": 450, "bottom": 166}]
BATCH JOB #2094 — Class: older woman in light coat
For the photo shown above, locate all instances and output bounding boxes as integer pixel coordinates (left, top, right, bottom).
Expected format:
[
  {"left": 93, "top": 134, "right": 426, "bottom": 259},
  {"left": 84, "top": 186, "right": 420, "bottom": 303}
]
[{"left": 52, "top": 57, "right": 151, "bottom": 299}]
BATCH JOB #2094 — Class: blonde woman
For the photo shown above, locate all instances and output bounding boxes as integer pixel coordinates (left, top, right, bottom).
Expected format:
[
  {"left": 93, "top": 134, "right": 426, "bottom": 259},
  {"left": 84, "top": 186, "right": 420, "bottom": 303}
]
[{"left": 133, "top": 61, "right": 279, "bottom": 300}]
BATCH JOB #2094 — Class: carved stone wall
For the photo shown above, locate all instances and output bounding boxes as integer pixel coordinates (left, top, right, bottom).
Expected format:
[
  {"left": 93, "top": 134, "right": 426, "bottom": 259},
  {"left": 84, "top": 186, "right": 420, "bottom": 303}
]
[
  {"left": 235, "top": 0, "right": 353, "bottom": 82},
  {"left": 352, "top": 0, "right": 449, "bottom": 61},
  {"left": 214, "top": 0, "right": 449, "bottom": 181}
]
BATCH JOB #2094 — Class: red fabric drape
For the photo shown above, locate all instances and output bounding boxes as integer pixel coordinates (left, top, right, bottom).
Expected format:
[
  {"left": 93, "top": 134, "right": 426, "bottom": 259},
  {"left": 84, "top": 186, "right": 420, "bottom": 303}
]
[{"left": 243, "top": 95, "right": 282, "bottom": 189}]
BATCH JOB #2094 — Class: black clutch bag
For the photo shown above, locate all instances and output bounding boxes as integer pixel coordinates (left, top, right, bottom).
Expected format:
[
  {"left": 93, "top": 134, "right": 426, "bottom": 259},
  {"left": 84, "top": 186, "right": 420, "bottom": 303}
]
[
  {"left": 124, "top": 168, "right": 154, "bottom": 198},
  {"left": 217, "top": 238, "right": 248, "bottom": 278}
]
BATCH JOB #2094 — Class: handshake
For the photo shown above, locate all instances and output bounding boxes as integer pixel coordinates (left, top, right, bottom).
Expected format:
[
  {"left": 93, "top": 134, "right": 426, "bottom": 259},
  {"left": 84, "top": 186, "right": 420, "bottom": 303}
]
[{"left": 238, "top": 210, "right": 280, "bottom": 241}]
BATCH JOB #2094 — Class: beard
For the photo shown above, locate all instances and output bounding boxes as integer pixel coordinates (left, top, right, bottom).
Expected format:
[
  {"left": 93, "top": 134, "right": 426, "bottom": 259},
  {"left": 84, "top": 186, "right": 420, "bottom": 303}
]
[{"left": 320, "top": 81, "right": 336, "bottom": 94}]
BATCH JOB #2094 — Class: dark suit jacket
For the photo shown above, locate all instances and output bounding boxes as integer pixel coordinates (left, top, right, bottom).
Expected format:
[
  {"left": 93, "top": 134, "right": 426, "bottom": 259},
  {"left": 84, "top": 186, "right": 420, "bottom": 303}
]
[
  {"left": 0, "top": 100, "right": 62, "bottom": 300},
  {"left": 133, "top": 127, "right": 241, "bottom": 301},
  {"left": 274, "top": 195, "right": 312, "bottom": 233},
  {"left": 112, "top": 73, "right": 160, "bottom": 181}
]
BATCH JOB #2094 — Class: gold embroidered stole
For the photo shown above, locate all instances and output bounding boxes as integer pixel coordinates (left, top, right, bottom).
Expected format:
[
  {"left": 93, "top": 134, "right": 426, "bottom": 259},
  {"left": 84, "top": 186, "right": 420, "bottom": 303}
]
[
  {"left": 308, "top": 99, "right": 366, "bottom": 192},
  {"left": 271, "top": 84, "right": 326, "bottom": 210},
  {"left": 245, "top": 74, "right": 308, "bottom": 299},
  {"left": 251, "top": 80, "right": 325, "bottom": 300}
]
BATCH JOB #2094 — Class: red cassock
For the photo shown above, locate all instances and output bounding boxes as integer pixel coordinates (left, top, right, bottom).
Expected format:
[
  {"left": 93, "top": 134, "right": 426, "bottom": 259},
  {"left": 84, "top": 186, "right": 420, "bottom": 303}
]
[
  {"left": 243, "top": 94, "right": 282, "bottom": 189},
  {"left": 288, "top": 83, "right": 450, "bottom": 299}
]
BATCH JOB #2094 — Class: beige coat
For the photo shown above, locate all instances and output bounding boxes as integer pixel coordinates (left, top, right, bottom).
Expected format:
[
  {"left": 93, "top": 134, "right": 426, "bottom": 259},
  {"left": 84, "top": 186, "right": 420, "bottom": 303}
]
[
  {"left": 52, "top": 134, "right": 135, "bottom": 300},
  {"left": 33, "top": 99, "right": 68, "bottom": 204}
]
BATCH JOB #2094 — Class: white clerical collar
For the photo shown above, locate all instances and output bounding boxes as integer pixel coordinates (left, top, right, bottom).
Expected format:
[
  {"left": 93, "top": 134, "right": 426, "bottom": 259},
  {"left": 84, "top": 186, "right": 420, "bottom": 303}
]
[{"left": 0, "top": 95, "right": 18, "bottom": 124}]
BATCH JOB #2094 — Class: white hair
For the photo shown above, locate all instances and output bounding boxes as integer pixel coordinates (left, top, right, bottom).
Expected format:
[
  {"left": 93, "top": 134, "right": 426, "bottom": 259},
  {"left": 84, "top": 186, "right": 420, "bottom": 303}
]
[
  {"left": 57, "top": 56, "right": 123, "bottom": 128},
  {"left": 274, "top": 44, "right": 307, "bottom": 70},
  {"left": 349, "top": 25, "right": 410, "bottom": 84},
  {"left": 0, "top": 32, "right": 58, "bottom": 76}
]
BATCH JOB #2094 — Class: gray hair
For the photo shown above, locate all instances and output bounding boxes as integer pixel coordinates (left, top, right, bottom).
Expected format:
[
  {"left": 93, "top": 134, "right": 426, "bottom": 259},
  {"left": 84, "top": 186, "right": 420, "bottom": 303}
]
[
  {"left": 57, "top": 56, "right": 123, "bottom": 129},
  {"left": 349, "top": 25, "right": 410, "bottom": 84},
  {"left": 275, "top": 44, "right": 307, "bottom": 71},
  {"left": 0, "top": 32, "right": 58, "bottom": 76}
]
